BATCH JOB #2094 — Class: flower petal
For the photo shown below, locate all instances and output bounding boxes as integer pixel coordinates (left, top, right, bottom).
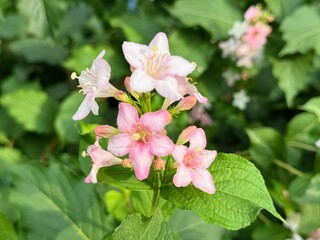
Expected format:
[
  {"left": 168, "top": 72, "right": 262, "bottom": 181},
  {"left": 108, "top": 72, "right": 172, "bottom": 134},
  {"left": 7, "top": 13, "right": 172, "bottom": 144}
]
[
  {"left": 130, "top": 143, "right": 153, "bottom": 180},
  {"left": 130, "top": 69, "right": 156, "bottom": 93},
  {"left": 172, "top": 145, "right": 188, "bottom": 164},
  {"left": 148, "top": 32, "right": 169, "bottom": 56},
  {"left": 108, "top": 133, "right": 132, "bottom": 156},
  {"left": 189, "top": 128, "right": 207, "bottom": 151},
  {"left": 93, "top": 58, "right": 111, "bottom": 88},
  {"left": 166, "top": 56, "right": 196, "bottom": 76},
  {"left": 72, "top": 93, "right": 97, "bottom": 120},
  {"left": 149, "top": 135, "right": 174, "bottom": 156},
  {"left": 198, "top": 150, "right": 217, "bottom": 168},
  {"left": 87, "top": 144, "right": 122, "bottom": 166},
  {"left": 173, "top": 165, "right": 192, "bottom": 187},
  {"left": 155, "top": 77, "right": 183, "bottom": 102},
  {"left": 176, "top": 125, "right": 197, "bottom": 145},
  {"left": 122, "top": 42, "right": 148, "bottom": 69},
  {"left": 85, "top": 165, "right": 99, "bottom": 183},
  {"left": 191, "top": 168, "right": 216, "bottom": 194},
  {"left": 117, "top": 103, "right": 139, "bottom": 132},
  {"left": 140, "top": 109, "right": 172, "bottom": 133}
]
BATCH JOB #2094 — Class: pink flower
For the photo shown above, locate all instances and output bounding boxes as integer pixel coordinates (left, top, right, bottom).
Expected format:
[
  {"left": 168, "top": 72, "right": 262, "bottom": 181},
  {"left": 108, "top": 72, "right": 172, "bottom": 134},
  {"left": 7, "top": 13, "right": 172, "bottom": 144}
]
[
  {"left": 172, "top": 128, "right": 217, "bottom": 194},
  {"left": 72, "top": 50, "right": 118, "bottom": 120},
  {"left": 84, "top": 141, "right": 123, "bottom": 183},
  {"left": 122, "top": 32, "right": 196, "bottom": 102},
  {"left": 244, "top": 6, "right": 262, "bottom": 23},
  {"left": 243, "top": 23, "right": 271, "bottom": 50},
  {"left": 108, "top": 103, "right": 175, "bottom": 180}
]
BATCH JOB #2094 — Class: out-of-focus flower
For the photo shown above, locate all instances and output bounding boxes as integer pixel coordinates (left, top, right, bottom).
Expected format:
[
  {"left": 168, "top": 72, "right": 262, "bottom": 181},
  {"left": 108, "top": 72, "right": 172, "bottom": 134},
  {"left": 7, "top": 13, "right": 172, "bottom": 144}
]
[
  {"left": 244, "top": 5, "right": 262, "bottom": 23},
  {"left": 172, "top": 128, "right": 217, "bottom": 194},
  {"left": 108, "top": 103, "right": 174, "bottom": 180},
  {"left": 243, "top": 23, "right": 272, "bottom": 50},
  {"left": 315, "top": 139, "right": 320, "bottom": 148},
  {"left": 222, "top": 69, "right": 242, "bottom": 86},
  {"left": 122, "top": 32, "right": 196, "bottom": 102},
  {"left": 308, "top": 228, "right": 320, "bottom": 240},
  {"left": 190, "top": 104, "right": 213, "bottom": 127},
  {"left": 84, "top": 140, "right": 122, "bottom": 183},
  {"left": 219, "top": 38, "right": 240, "bottom": 58},
  {"left": 232, "top": 89, "right": 250, "bottom": 110},
  {"left": 284, "top": 212, "right": 304, "bottom": 240},
  {"left": 72, "top": 50, "right": 118, "bottom": 120},
  {"left": 229, "top": 21, "right": 247, "bottom": 39}
]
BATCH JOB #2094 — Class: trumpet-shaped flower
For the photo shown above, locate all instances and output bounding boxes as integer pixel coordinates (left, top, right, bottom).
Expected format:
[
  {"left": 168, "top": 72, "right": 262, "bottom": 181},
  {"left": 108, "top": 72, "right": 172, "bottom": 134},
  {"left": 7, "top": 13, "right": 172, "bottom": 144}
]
[
  {"left": 108, "top": 103, "right": 174, "bottom": 180},
  {"left": 72, "top": 50, "right": 118, "bottom": 120},
  {"left": 172, "top": 128, "right": 217, "bottom": 194},
  {"left": 84, "top": 141, "right": 123, "bottom": 183},
  {"left": 122, "top": 32, "right": 196, "bottom": 102}
]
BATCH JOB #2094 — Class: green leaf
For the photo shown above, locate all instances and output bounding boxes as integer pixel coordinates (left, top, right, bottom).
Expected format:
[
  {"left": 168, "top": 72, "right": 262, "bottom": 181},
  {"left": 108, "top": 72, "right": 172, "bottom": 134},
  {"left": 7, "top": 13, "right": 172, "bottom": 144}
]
[
  {"left": 270, "top": 54, "right": 313, "bottom": 107},
  {"left": 161, "top": 153, "right": 284, "bottom": 230},
  {"left": 9, "top": 163, "right": 114, "bottom": 239},
  {"left": 298, "top": 204, "right": 320, "bottom": 235},
  {"left": 252, "top": 224, "right": 290, "bottom": 240},
  {"left": 17, "top": 0, "right": 66, "bottom": 37},
  {"left": 0, "top": 147, "right": 21, "bottom": 173},
  {"left": 169, "top": 30, "right": 215, "bottom": 78},
  {"left": 1, "top": 89, "right": 58, "bottom": 134},
  {"left": 169, "top": 0, "right": 241, "bottom": 39},
  {"left": 265, "top": 0, "right": 304, "bottom": 22},
  {"left": 280, "top": 4, "right": 320, "bottom": 55},
  {"left": 289, "top": 174, "right": 320, "bottom": 204},
  {"left": 0, "top": 211, "right": 17, "bottom": 240},
  {"left": 105, "top": 189, "right": 131, "bottom": 221},
  {"left": 54, "top": 92, "right": 82, "bottom": 144},
  {"left": 110, "top": 210, "right": 173, "bottom": 240},
  {"left": 98, "top": 165, "right": 152, "bottom": 190},
  {"left": 110, "top": 12, "right": 164, "bottom": 43},
  {"left": 0, "top": 14, "right": 25, "bottom": 39},
  {"left": 247, "top": 127, "right": 286, "bottom": 167},
  {"left": 286, "top": 112, "right": 319, "bottom": 144},
  {"left": 300, "top": 96, "right": 320, "bottom": 121},
  {"left": 169, "top": 210, "right": 226, "bottom": 240},
  {"left": 9, "top": 38, "right": 67, "bottom": 64}
]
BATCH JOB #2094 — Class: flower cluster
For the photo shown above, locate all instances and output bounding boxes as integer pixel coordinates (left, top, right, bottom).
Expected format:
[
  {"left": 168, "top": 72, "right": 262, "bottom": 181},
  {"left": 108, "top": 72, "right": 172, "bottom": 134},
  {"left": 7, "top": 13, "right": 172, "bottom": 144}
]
[
  {"left": 219, "top": 5, "right": 273, "bottom": 68},
  {"left": 72, "top": 32, "right": 217, "bottom": 194},
  {"left": 219, "top": 5, "right": 273, "bottom": 111}
]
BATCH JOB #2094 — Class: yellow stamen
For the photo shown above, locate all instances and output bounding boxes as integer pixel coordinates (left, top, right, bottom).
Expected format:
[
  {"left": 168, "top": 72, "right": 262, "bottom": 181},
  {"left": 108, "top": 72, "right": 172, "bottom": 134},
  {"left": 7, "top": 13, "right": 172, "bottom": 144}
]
[
  {"left": 71, "top": 72, "right": 77, "bottom": 80},
  {"left": 152, "top": 45, "right": 158, "bottom": 52},
  {"left": 132, "top": 133, "right": 140, "bottom": 141}
]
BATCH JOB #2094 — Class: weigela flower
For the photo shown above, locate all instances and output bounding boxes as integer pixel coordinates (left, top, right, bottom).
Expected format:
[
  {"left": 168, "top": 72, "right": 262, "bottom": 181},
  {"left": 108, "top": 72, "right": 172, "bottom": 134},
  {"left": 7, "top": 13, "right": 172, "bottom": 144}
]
[
  {"left": 108, "top": 103, "right": 174, "bottom": 180},
  {"left": 232, "top": 89, "right": 250, "bottom": 110},
  {"left": 244, "top": 6, "right": 262, "bottom": 23},
  {"left": 84, "top": 140, "right": 122, "bottom": 183},
  {"left": 122, "top": 32, "right": 196, "bottom": 102},
  {"left": 243, "top": 23, "right": 271, "bottom": 50},
  {"left": 228, "top": 21, "right": 247, "bottom": 39},
  {"left": 172, "top": 127, "right": 217, "bottom": 194},
  {"left": 72, "top": 50, "right": 118, "bottom": 120}
]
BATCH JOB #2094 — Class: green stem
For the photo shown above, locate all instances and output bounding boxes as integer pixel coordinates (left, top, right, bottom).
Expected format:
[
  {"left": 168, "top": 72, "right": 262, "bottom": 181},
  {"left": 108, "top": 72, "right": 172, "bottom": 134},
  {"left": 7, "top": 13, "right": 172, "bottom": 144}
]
[
  {"left": 150, "top": 171, "right": 161, "bottom": 216},
  {"left": 287, "top": 140, "right": 319, "bottom": 152},
  {"left": 273, "top": 159, "right": 303, "bottom": 176}
]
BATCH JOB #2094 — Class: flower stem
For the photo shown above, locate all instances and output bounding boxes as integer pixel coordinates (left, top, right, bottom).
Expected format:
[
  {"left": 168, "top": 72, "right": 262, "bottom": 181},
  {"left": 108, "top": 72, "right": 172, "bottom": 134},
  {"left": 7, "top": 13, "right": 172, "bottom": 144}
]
[
  {"left": 273, "top": 159, "right": 303, "bottom": 176},
  {"left": 287, "top": 140, "right": 319, "bottom": 152},
  {"left": 150, "top": 171, "right": 161, "bottom": 216}
]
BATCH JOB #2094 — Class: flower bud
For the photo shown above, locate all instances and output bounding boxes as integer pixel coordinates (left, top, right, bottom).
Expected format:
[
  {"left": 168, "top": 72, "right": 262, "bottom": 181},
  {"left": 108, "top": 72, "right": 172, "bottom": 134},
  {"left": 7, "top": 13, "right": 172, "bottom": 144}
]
[
  {"left": 176, "top": 96, "right": 197, "bottom": 111},
  {"left": 176, "top": 125, "right": 197, "bottom": 145},
  {"left": 94, "top": 125, "right": 119, "bottom": 138},
  {"left": 122, "top": 158, "right": 132, "bottom": 168},
  {"left": 124, "top": 77, "right": 139, "bottom": 99},
  {"left": 114, "top": 90, "right": 131, "bottom": 103},
  {"left": 154, "top": 157, "right": 166, "bottom": 170}
]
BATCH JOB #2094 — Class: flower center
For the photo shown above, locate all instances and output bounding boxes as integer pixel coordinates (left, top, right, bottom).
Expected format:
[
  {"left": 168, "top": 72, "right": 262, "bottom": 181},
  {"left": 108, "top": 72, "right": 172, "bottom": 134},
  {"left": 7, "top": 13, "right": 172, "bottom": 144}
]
[
  {"left": 183, "top": 152, "right": 200, "bottom": 169},
  {"left": 146, "top": 46, "right": 168, "bottom": 79},
  {"left": 71, "top": 68, "right": 97, "bottom": 93},
  {"left": 131, "top": 125, "right": 150, "bottom": 143}
]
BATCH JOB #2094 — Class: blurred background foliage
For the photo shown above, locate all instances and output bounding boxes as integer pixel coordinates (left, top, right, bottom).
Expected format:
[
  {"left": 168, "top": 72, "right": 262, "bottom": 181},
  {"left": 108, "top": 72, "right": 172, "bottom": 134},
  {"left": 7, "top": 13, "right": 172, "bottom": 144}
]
[{"left": 0, "top": 0, "right": 320, "bottom": 239}]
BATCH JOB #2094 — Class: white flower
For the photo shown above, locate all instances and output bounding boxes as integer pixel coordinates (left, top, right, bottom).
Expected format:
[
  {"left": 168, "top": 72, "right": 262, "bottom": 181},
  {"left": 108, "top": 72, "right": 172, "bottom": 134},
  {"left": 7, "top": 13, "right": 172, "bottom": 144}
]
[
  {"left": 228, "top": 21, "right": 247, "bottom": 39},
  {"left": 219, "top": 38, "right": 240, "bottom": 58},
  {"left": 315, "top": 139, "right": 320, "bottom": 148},
  {"left": 232, "top": 89, "right": 250, "bottom": 110}
]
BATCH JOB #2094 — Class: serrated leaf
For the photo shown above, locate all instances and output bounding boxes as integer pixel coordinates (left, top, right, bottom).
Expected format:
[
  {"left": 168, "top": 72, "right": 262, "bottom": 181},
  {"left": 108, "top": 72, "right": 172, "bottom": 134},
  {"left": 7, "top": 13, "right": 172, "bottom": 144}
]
[
  {"left": 9, "top": 38, "right": 67, "bottom": 64},
  {"left": 280, "top": 5, "right": 320, "bottom": 55},
  {"left": 270, "top": 54, "right": 313, "bottom": 107},
  {"left": 54, "top": 92, "right": 82, "bottom": 144},
  {"left": 265, "top": 0, "right": 304, "bottom": 22},
  {"left": 98, "top": 165, "right": 152, "bottom": 190},
  {"left": 169, "top": 210, "right": 226, "bottom": 240},
  {"left": 300, "top": 96, "right": 320, "bottom": 121},
  {"left": 247, "top": 127, "right": 286, "bottom": 167},
  {"left": 169, "top": 30, "right": 215, "bottom": 78},
  {"left": 161, "top": 153, "right": 283, "bottom": 230},
  {"left": 0, "top": 211, "right": 18, "bottom": 240},
  {"left": 1, "top": 89, "right": 58, "bottom": 134},
  {"left": 110, "top": 211, "right": 173, "bottom": 240},
  {"left": 169, "top": 0, "right": 241, "bottom": 39},
  {"left": 9, "top": 163, "right": 114, "bottom": 239}
]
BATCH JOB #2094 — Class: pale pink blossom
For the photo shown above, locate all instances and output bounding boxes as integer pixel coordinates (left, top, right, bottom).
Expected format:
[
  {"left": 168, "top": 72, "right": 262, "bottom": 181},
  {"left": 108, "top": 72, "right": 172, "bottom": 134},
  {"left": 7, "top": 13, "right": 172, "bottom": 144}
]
[
  {"left": 108, "top": 103, "right": 174, "bottom": 180},
  {"left": 72, "top": 50, "right": 118, "bottom": 120},
  {"left": 232, "top": 89, "right": 250, "bottom": 110},
  {"left": 243, "top": 23, "right": 271, "bottom": 50},
  {"left": 122, "top": 32, "right": 196, "bottom": 102},
  {"left": 172, "top": 128, "right": 217, "bottom": 194},
  {"left": 219, "top": 38, "right": 240, "bottom": 58},
  {"left": 84, "top": 140, "right": 122, "bottom": 183},
  {"left": 228, "top": 21, "right": 247, "bottom": 39},
  {"left": 189, "top": 104, "right": 213, "bottom": 127},
  {"left": 244, "top": 6, "right": 262, "bottom": 23}
]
